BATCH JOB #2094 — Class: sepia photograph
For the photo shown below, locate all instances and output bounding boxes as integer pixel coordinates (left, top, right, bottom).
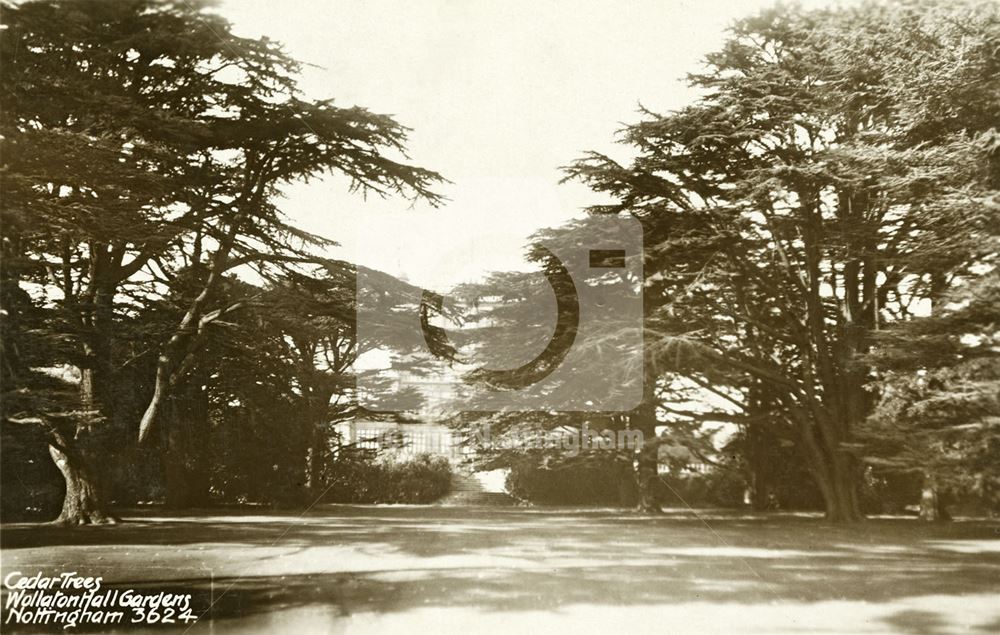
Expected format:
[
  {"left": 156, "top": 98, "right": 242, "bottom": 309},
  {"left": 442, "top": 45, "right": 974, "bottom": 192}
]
[{"left": 1, "top": 0, "right": 998, "bottom": 633}]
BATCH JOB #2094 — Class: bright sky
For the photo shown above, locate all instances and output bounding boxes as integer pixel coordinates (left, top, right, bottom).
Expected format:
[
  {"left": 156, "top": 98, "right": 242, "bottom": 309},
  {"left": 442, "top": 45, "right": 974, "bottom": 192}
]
[{"left": 221, "top": 0, "right": 848, "bottom": 291}]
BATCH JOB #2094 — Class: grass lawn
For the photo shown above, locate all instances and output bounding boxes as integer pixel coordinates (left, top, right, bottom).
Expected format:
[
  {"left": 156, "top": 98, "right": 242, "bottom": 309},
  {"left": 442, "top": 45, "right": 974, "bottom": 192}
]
[{"left": 2, "top": 506, "right": 998, "bottom": 634}]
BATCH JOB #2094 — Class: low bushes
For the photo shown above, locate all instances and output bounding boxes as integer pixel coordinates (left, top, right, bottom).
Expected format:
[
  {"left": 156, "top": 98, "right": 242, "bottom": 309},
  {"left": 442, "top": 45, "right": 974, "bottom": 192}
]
[
  {"left": 505, "top": 457, "right": 635, "bottom": 505},
  {"left": 505, "top": 456, "right": 745, "bottom": 508},
  {"left": 324, "top": 453, "right": 452, "bottom": 504},
  {"left": 656, "top": 469, "right": 747, "bottom": 508}
]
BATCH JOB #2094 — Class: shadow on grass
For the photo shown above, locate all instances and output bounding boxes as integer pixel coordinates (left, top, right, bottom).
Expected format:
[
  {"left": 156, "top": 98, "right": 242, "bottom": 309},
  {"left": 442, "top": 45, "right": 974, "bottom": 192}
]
[
  {"left": 2, "top": 506, "right": 998, "bottom": 632},
  {"left": 10, "top": 555, "right": 996, "bottom": 633}
]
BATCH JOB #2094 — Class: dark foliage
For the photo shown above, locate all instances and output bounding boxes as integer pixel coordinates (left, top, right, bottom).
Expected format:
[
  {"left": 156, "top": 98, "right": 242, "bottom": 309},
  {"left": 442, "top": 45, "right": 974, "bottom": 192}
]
[
  {"left": 505, "top": 455, "right": 635, "bottom": 506},
  {"left": 323, "top": 453, "right": 453, "bottom": 505}
]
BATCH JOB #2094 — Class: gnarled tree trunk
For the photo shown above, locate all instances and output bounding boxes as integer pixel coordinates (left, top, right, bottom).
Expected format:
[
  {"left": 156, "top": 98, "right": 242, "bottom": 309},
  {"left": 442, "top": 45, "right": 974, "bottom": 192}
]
[
  {"left": 51, "top": 270, "right": 120, "bottom": 526},
  {"left": 797, "top": 414, "right": 864, "bottom": 523},
  {"left": 48, "top": 442, "right": 116, "bottom": 525},
  {"left": 813, "top": 455, "right": 863, "bottom": 523}
]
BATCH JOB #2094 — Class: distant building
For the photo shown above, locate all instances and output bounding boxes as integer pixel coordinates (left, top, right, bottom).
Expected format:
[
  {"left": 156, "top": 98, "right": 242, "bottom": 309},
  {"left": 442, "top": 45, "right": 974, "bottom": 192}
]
[
  {"left": 335, "top": 419, "right": 467, "bottom": 460},
  {"left": 335, "top": 362, "right": 467, "bottom": 462}
]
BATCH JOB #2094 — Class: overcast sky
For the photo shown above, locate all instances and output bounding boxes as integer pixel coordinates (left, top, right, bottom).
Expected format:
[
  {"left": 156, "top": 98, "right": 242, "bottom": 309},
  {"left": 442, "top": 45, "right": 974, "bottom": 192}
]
[{"left": 220, "top": 0, "right": 847, "bottom": 290}]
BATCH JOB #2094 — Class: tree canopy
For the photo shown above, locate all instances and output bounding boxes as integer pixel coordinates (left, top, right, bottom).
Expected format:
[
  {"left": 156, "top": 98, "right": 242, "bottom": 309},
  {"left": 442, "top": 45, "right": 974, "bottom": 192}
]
[
  {"left": 563, "top": 0, "right": 1000, "bottom": 521},
  {"left": 1, "top": 0, "right": 443, "bottom": 523}
]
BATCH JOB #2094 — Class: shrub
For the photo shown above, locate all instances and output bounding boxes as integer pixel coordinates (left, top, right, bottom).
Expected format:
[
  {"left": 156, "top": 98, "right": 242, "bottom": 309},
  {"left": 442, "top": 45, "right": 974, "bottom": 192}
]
[
  {"left": 656, "top": 469, "right": 746, "bottom": 508},
  {"left": 505, "top": 456, "right": 634, "bottom": 505},
  {"left": 324, "top": 453, "right": 452, "bottom": 504},
  {"left": 506, "top": 454, "right": 752, "bottom": 508}
]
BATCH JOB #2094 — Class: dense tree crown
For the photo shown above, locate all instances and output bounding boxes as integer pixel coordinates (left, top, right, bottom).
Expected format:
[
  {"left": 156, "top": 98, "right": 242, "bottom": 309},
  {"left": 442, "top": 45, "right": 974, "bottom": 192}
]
[
  {"left": 562, "top": 0, "right": 999, "bottom": 521},
  {"left": 1, "top": 0, "right": 442, "bottom": 523}
]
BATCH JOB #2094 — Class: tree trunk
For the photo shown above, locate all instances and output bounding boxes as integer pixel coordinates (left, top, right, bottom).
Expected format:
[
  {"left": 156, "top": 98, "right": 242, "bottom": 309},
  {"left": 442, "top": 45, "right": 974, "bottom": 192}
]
[
  {"left": 615, "top": 456, "right": 638, "bottom": 507},
  {"left": 797, "top": 416, "right": 864, "bottom": 523},
  {"left": 746, "top": 420, "right": 774, "bottom": 511},
  {"left": 630, "top": 370, "right": 662, "bottom": 513},
  {"left": 300, "top": 385, "right": 334, "bottom": 504},
  {"left": 635, "top": 440, "right": 662, "bottom": 513},
  {"left": 48, "top": 443, "right": 116, "bottom": 525},
  {"left": 52, "top": 269, "right": 124, "bottom": 524},
  {"left": 919, "top": 279, "right": 952, "bottom": 523},
  {"left": 137, "top": 177, "right": 261, "bottom": 444},
  {"left": 817, "top": 455, "right": 863, "bottom": 523},
  {"left": 59, "top": 287, "right": 118, "bottom": 526},
  {"left": 744, "top": 382, "right": 782, "bottom": 510},
  {"left": 162, "top": 381, "right": 211, "bottom": 508}
]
